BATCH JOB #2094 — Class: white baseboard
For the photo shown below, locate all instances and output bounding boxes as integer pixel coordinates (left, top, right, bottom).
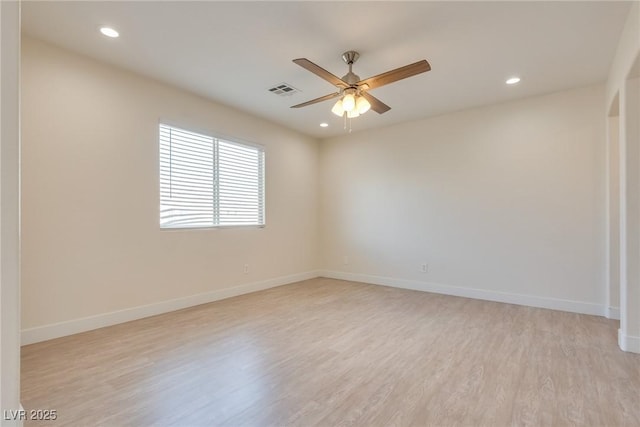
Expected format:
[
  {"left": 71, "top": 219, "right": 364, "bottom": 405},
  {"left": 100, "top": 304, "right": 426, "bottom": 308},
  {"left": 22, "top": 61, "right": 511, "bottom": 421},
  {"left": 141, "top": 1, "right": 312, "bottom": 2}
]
[
  {"left": 22, "top": 269, "right": 619, "bottom": 347},
  {"left": 21, "top": 270, "right": 321, "bottom": 345},
  {"left": 320, "top": 270, "right": 606, "bottom": 317},
  {"left": 619, "top": 328, "right": 640, "bottom": 353}
]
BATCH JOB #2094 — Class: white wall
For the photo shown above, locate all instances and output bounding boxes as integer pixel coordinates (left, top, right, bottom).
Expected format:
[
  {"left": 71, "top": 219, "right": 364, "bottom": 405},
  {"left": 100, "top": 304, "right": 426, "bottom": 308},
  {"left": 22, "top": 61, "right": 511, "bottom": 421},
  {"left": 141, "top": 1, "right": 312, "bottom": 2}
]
[
  {"left": 607, "top": 115, "right": 620, "bottom": 318},
  {"left": 606, "top": 2, "right": 639, "bottom": 107},
  {"left": 0, "top": 0, "right": 21, "bottom": 424},
  {"left": 20, "top": 37, "right": 320, "bottom": 342},
  {"left": 619, "top": 76, "right": 640, "bottom": 352},
  {"left": 320, "top": 85, "right": 606, "bottom": 314},
  {"left": 605, "top": 2, "right": 640, "bottom": 353}
]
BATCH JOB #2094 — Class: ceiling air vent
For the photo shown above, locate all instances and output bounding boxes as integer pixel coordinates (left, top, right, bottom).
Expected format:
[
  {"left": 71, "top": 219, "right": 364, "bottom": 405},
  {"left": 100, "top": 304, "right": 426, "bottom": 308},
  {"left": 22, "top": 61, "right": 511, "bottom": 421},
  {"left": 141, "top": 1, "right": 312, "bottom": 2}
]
[{"left": 268, "top": 83, "right": 300, "bottom": 96}]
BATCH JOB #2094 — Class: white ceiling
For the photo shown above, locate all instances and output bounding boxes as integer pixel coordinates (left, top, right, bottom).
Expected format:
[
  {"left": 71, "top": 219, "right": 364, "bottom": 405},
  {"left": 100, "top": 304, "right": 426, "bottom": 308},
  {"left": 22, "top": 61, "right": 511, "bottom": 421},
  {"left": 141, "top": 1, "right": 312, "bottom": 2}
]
[{"left": 21, "top": 1, "right": 632, "bottom": 139}]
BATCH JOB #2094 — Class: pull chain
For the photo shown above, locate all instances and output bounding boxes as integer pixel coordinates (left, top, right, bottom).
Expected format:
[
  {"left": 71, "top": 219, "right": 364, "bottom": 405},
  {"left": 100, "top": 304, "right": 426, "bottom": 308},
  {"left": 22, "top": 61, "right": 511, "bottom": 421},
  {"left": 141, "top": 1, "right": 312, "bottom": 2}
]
[{"left": 342, "top": 112, "right": 353, "bottom": 133}]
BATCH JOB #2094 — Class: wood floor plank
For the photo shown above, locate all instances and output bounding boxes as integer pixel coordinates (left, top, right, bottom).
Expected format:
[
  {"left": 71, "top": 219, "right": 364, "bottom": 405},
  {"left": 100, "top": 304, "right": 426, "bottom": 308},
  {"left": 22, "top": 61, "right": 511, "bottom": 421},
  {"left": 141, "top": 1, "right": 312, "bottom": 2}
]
[{"left": 21, "top": 278, "right": 640, "bottom": 426}]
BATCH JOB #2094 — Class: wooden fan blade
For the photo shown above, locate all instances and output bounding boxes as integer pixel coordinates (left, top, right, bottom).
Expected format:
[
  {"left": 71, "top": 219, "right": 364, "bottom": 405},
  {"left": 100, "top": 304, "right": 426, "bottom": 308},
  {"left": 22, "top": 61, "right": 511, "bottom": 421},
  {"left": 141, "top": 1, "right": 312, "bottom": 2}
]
[
  {"left": 290, "top": 92, "right": 341, "bottom": 109},
  {"left": 360, "top": 92, "right": 391, "bottom": 114},
  {"left": 293, "top": 58, "right": 349, "bottom": 88},
  {"left": 357, "top": 60, "right": 431, "bottom": 90}
]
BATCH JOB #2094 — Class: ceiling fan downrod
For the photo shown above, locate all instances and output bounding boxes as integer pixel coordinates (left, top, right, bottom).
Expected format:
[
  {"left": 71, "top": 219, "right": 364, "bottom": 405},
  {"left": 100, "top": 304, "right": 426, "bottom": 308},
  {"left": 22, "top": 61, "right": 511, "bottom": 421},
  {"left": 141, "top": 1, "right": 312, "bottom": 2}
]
[{"left": 341, "top": 51, "right": 360, "bottom": 86}]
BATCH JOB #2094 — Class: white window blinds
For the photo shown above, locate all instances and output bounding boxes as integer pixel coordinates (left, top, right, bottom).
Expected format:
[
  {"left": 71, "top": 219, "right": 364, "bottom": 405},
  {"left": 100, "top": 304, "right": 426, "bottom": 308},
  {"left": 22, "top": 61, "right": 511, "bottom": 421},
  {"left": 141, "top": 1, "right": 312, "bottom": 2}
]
[{"left": 159, "top": 124, "right": 265, "bottom": 228}]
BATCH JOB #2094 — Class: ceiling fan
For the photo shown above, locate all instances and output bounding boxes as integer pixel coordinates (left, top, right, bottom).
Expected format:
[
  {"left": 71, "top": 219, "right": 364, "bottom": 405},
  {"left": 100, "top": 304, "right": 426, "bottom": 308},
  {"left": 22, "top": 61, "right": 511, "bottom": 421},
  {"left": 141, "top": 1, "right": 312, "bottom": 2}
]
[{"left": 291, "top": 50, "right": 431, "bottom": 117}]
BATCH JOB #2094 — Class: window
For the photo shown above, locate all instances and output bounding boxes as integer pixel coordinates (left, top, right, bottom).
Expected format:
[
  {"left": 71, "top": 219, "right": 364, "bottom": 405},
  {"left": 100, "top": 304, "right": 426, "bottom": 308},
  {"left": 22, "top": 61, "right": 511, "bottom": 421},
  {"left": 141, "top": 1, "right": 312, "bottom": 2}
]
[{"left": 159, "top": 123, "right": 265, "bottom": 229}]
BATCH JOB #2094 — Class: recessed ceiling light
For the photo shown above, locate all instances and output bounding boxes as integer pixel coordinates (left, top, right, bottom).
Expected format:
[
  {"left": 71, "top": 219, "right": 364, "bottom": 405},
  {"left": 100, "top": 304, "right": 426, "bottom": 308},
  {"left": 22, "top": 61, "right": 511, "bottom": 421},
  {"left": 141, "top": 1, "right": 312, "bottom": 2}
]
[
  {"left": 100, "top": 27, "right": 119, "bottom": 38},
  {"left": 506, "top": 77, "right": 521, "bottom": 85},
  {"left": 320, "top": 123, "right": 329, "bottom": 128}
]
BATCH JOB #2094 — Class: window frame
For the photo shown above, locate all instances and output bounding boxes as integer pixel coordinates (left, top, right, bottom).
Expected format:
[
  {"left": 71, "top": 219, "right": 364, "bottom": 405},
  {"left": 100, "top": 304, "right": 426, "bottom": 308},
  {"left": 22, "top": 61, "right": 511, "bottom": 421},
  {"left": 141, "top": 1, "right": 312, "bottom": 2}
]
[{"left": 158, "top": 121, "right": 266, "bottom": 230}]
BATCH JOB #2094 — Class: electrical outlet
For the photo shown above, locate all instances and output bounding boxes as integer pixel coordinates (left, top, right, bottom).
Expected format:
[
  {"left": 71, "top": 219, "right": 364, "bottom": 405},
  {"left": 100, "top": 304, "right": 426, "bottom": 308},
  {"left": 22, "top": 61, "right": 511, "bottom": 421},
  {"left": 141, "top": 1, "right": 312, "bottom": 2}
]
[
  {"left": 421, "top": 263, "right": 428, "bottom": 273},
  {"left": 343, "top": 256, "right": 349, "bottom": 265},
  {"left": 243, "top": 264, "right": 249, "bottom": 274}
]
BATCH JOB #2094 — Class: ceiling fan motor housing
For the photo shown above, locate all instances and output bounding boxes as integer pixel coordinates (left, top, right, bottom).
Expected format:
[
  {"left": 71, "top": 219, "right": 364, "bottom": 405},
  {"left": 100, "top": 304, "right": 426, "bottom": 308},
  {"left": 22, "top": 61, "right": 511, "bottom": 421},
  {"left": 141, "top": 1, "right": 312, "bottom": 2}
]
[{"left": 342, "top": 72, "right": 361, "bottom": 86}]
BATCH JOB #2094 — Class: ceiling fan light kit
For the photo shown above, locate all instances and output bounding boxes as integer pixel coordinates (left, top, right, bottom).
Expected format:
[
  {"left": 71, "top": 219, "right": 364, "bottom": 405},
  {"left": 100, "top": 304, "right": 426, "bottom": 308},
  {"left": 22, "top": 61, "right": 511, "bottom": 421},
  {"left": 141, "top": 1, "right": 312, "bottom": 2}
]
[
  {"left": 331, "top": 99, "right": 344, "bottom": 116},
  {"left": 291, "top": 50, "right": 431, "bottom": 131},
  {"left": 341, "top": 92, "right": 356, "bottom": 112},
  {"left": 330, "top": 89, "right": 372, "bottom": 118},
  {"left": 356, "top": 96, "right": 371, "bottom": 114}
]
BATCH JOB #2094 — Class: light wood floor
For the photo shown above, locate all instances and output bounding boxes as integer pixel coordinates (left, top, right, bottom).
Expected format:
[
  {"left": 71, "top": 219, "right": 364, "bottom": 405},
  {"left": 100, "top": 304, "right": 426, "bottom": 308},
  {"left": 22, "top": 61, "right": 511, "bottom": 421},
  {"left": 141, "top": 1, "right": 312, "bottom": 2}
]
[{"left": 21, "top": 278, "right": 640, "bottom": 426}]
